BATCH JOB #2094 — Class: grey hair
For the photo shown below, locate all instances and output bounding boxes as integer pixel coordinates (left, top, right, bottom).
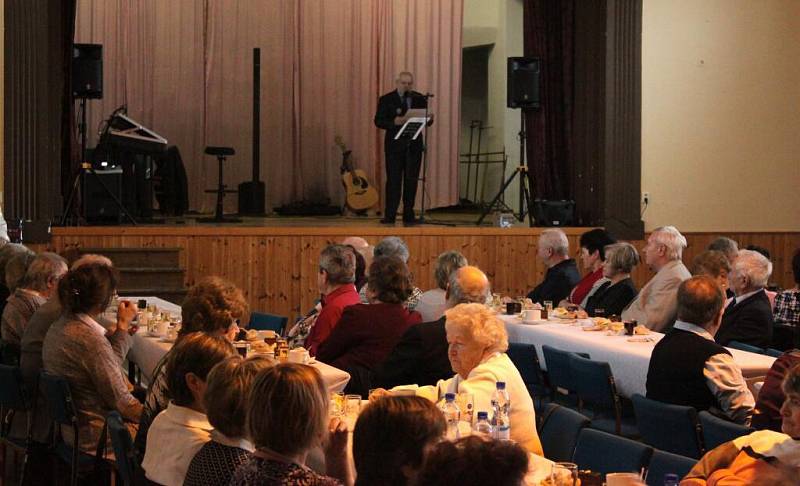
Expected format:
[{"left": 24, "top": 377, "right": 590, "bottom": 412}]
[
  {"left": 539, "top": 229, "right": 569, "bottom": 256},
  {"left": 433, "top": 251, "right": 468, "bottom": 290},
  {"left": 733, "top": 249, "right": 772, "bottom": 289},
  {"left": 650, "top": 226, "right": 687, "bottom": 260},
  {"left": 604, "top": 242, "right": 640, "bottom": 274},
  {"left": 319, "top": 244, "right": 356, "bottom": 285},
  {"left": 708, "top": 237, "right": 739, "bottom": 261},
  {"left": 71, "top": 253, "right": 114, "bottom": 270},
  {"left": 397, "top": 71, "right": 414, "bottom": 81},
  {"left": 446, "top": 268, "right": 491, "bottom": 306},
  {"left": 0, "top": 243, "right": 33, "bottom": 286},
  {"left": 19, "top": 252, "right": 68, "bottom": 292},
  {"left": 374, "top": 236, "right": 410, "bottom": 263},
  {"left": 5, "top": 251, "right": 36, "bottom": 291}
]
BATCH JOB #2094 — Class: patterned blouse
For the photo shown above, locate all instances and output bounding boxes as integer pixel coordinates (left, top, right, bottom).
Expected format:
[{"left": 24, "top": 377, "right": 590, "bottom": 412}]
[
  {"left": 228, "top": 457, "right": 342, "bottom": 486},
  {"left": 358, "top": 285, "right": 423, "bottom": 311},
  {"left": 774, "top": 289, "right": 800, "bottom": 327},
  {"left": 183, "top": 438, "right": 251, "bottom": 486}
]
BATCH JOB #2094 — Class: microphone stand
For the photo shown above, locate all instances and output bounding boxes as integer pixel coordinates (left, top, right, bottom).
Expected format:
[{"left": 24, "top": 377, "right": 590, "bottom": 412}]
[{"left": 416, "top": 92, "right": 454, "bottom": 227}]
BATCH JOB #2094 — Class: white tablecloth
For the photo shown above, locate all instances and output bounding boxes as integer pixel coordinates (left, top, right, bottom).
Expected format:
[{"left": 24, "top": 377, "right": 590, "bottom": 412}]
[
  {"left": 499, "top": 314, "right": 776, "bottom": 398},
  {"left": 126, "top": 296, "right": 350, "bottom": 393}
]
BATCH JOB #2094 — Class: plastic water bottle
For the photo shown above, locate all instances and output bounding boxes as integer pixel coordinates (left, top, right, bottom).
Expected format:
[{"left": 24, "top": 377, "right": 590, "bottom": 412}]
[
  {"left": 473, "top": 411, "right": 493, "bottom": 438},
  {"left": 663, "top": 473, "right": 679, "bottom": 486},
  {"left": 440, "top": 393, "right": 461, "bottom": 440},
  {"left": 491, "top": 381, "right": 511, "bottom": 440}
]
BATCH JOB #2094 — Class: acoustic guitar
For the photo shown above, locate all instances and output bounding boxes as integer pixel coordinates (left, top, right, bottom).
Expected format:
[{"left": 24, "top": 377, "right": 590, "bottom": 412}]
[{"left": 334, "top": 136, "right": 379, "bottom": 212}]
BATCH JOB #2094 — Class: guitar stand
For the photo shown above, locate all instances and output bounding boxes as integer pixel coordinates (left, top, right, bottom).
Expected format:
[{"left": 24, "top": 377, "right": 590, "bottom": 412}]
[{"left": 198, "top": 146, "right": 242, "bottom": 223}]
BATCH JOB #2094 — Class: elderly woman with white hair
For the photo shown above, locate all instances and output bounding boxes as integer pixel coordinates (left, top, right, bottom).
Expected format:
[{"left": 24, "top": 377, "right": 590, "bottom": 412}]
[
  {"left": 715, "top": 249, "right": 775, "bottom": 349},
  {"left": 415, "top": 250, "right": 468, "bottom": 322},
  {"left": 584, "top": 242, "right": 639, "bottom": 317},
  {"left": 380, "top": 303, "right": 543, "bottom": 456}
]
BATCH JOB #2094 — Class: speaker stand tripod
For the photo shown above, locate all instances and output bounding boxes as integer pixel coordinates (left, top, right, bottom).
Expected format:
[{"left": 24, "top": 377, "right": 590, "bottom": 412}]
[{"left": 477, "top": 110, "right": 535, "bottom": 226}]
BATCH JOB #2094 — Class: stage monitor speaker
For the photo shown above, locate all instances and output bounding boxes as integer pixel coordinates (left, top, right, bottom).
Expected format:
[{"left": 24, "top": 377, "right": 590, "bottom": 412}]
[
  {"left": 72, "top": 43, "right": 103, "bottom": 99},
  {"left": 507, "top": 57, "right": 540, "bottom": 109},
  {"left": 533, "top": 199, "right": 575, "bottom": 227},
  {"left": 238, "top": 181, "right": 265, "bottom": 215},
  {"left": 83, "top": 168, "right": 122, "bottom": 223}
]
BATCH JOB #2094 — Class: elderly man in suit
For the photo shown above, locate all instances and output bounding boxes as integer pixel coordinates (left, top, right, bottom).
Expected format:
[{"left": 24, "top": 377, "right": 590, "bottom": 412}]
[
  {"left": 715, "top": 249, "right": 774, "bottom": 349},
  {"left": 527, "top": 229, "right": 581, "bottom": 305},
  {"left": 371, "top": 265, "right": 491, "bottom": 389},
  {"left": 622, "top": 226, "right": 692, "bottom": 331}
]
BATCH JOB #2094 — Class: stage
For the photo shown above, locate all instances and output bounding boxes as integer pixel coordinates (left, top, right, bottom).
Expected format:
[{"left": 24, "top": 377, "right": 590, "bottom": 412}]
[{"left": 34, "top": 214, "right": 799, "bottom": 319}]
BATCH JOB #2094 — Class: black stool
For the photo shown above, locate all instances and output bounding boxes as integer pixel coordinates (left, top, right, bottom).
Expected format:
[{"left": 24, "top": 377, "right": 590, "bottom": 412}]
[{"left": 199, "top": 146, "right": 241, "bottom": 223}]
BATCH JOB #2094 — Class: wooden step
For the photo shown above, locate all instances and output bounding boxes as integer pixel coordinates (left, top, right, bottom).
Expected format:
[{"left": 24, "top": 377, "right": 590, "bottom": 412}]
[
  {"left": 79, "top": 247, "right": 180, "bottom": 268},
  {"left": 118, "top": 288, "right": 187, "bottom": 306},
  {"left": 117, "top": 267, "right": 185, "bottom": 289}
]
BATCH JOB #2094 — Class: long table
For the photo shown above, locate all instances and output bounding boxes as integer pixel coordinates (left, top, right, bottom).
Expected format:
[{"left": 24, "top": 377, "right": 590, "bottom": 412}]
[
  {"left": 126, "top": 296, "right": 351, "bottom": 393},
  {"left": 500, "top": 315, "right": 776, "bottom": 398}
]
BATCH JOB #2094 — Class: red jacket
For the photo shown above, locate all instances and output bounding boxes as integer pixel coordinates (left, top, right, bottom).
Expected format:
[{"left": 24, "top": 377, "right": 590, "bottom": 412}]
[
  {"left": 316, "top": 303, "right": 421, "bottom": 372},
  {"left": 304, "top": 284, "right": 361, "bottom": 356}
]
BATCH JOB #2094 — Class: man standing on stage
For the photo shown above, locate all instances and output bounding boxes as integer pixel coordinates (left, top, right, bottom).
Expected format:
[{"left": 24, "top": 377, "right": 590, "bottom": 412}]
[{"left": 374, "top": 71, "right": 432, "bottom": 226}]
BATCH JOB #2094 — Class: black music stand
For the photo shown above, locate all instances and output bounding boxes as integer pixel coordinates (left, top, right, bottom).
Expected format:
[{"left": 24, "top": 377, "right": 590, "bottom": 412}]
[{"left": 198, "top": 146, "right": 241, "bottom": 223}]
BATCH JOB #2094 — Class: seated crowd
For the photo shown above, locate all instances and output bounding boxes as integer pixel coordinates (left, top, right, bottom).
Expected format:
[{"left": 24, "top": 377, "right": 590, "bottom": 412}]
[{"left": 0, "top": 230, "right": 797, "bottom": 486}]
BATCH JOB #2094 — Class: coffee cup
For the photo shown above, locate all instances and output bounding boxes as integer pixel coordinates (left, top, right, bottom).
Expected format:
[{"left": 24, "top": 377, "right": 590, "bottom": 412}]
[
  {"left": 155, "top": 319, "right": 169, "bottom": 337},
  {"left": 288, "top": 347, "right": 310, "bottom": 364},
  {"left": 520, "top": 309, "right": 541, "bottom": 322},
  {"left": 505, "top": 302, "right": 522, "bottom": 315},
  {"left": 605, "top": 472, "right": 642, "bottom": 486},
  {"left": 166, "top": 326, "right": 178, "bottom": 342}
]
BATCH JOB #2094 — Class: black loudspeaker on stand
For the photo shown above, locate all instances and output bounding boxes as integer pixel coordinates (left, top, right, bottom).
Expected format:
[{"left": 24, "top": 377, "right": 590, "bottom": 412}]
[{"left": 239, "top": 47, "right": 266, "bottom": 215}]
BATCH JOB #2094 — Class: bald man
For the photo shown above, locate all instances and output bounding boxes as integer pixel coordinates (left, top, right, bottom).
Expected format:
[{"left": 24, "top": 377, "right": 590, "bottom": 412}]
[{"left": 372, "top": 265, "right": 491, "bottom": 389}]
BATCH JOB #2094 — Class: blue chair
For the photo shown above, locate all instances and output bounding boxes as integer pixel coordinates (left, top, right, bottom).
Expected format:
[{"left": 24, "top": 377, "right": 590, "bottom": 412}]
[
  {"left": 40, "top": 372, "right": 104, "bottom": 486},
  {"left": 507, "top": 343, "right": 549, "bottom": 407},
  {"left": 0, "top": 365, "right": 31, "bottom": 485},
  {"left": 106, "top": 411, "right": 137, "bottom": 486},
  {"left": 569, "top": 354, "right": 638, "bottom": 437},
  {"left": 764, "top": 348, "right": 783, "bottom": 358},
  {"left": 698, "top": 411, "right": 753, "bottom": 450},
  {"left": 538, "top": 403, "right": 591, "bottom": 462},
  {"left": 726, "top": 341, "right": 764, "bottom": 354},
  {"left": 572, "top": 428, "right": 653, "bottom": 476},
  {"left": 645, "top": 449, "right": 697, "bottom": 486},
  {"left": 632, "top": 394, "right": 704, "bottom": 458},
  {"left": 541, "top": 345, "right": 589, "bottom": 407},
  {"left": 248, "top": 311, "right": 289, "bottom": 335}
]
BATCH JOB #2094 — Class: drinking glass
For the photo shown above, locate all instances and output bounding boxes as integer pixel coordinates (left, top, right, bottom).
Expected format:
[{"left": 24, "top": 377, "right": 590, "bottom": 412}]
[
  {"left": 550, "top": 462, "right": 579, "bottom": 486},
  {"left": 329, "top": 391, "right": 344, "bottom": 417},
  {"left": 544, "top": 300, "right": 554, "bottom": 313},
  {"left": 455, "top": 392, "right": 474, "bottom": 424},
  {"left": 594, "top": 308, "right": 605, "bottom": 318},
  {"left": 344, "top": 394, "right": 362, "bottom": 429}
]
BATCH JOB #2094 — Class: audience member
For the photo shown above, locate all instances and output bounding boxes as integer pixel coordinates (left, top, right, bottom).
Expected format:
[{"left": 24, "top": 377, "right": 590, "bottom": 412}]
[
  {"left": 561, "top": 229, "right": 616, "bottom": 308},
  {"left": 622, "top": 226, "right": 691, "bottom": 331},
  {"left": 19, "top": 254, "right": 114, "bottom": 442},
  {"left": 341, "top": 236, "right": 373, "bottom": 270},
  {"left": 681, "top": 364, "right": 800, "bottom": 485},
  {"left": 383, "top": 303, "right": 542, "bottom": 455},
  {"left": 584, "top": 242, "right": 639, "bottom": 317},
  {"left": 0, "top": 243, "right": 31, "bottom": 307},
  {"left": 142, "top": 332, "right": 237, "bottom": 486},
  {"left": 183, "top": 355, "right": 273, "bottom": 486},
  {"left": 752, "top": 349, "right": 800, "bottom": 431},
  {"left": 1, "top": 252, "right": 67, "bottom": 349},
  {"left": 359, "top": 236, "right": 422, "bottom": 310},
  {"left": 304, "top": 244, "right": 361, "bottom": 355},
  {"left": 715, "top": 250, "right": 774, "bottom": 348},
  {"left": 372, "top": 265, "right": 491, "bottom": 389},
  {"left": 353, "top": 396, "right": 445, "bottom": 486},
  {"left": 692, "top": 250, "right": 733, "bottom": 299},
  {"left": 414, "top": 436, "right": 529, "bottom": 486},
  {"left": 527, "top": 229, "right": 581, "bottom": 305},
  {"left": 42, "top": 263, "right": 140, "bottom": 453},
  {"left": 229, "top": 363, "right": 350, "bottom": 486},
  {"left": 773, "top": 248, "right": 800, "bottom": 328},
  {"left": 414, "top": 250, "right": 468, "bottom": 322},
  {"left": 647, "top": 276, "right": 754, "bottom": 425},
  {"left": 346, "top": 244, "right": 368, "bottom": 291},
  {"left": 707, "top": 237, "right": 739, "bottom": 266},
  {"left": 136, "top": 276, "right": 247, "bottom": 459},
  {"left": 4, "top": 250, "right": 36, "bottom": 294},
  {"left": 317, "top": 256, "right": 422, "bottom": 396},
  {"left": 746, "top": 244, "right": 771, "bottom": 261}
]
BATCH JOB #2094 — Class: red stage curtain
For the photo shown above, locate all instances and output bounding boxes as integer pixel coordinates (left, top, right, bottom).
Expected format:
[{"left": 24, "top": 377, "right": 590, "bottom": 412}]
[{"left": 75, "top": 0, "right": 462, "bottom": 213}]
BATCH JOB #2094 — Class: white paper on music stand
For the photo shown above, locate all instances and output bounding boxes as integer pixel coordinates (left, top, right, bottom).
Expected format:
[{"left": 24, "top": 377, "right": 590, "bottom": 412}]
[{"left": 394, "top": 116, "right": 431, "bottom": 141}]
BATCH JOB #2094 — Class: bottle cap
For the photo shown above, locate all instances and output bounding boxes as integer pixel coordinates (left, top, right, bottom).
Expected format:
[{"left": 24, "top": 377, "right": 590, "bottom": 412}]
[
  {"left": 496, "top": 381, "right": 506, "bottom": 390},
  {"left": 477, "top": 411, "right": 488, "bottom": 420},
  {"left": 444, "top": 393, "right": 455, "bottom": 401}
]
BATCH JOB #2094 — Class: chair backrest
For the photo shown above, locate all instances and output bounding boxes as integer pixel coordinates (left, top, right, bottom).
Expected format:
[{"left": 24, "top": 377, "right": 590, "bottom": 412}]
[
  {"left": 541, "top": 345, "right": 589, "bottom": 393},
  {"left": 0, "top": 364, "right": 28, "bottom": 411},
  {"left": 764, "top": 348, "right": 783, "bottom": 358},
  {"left": 248, "top": 311, "right": 288, "bottom": 335},
  {"left": 539, "top": 403, "right": 591, "bottom": 462},
  {"left": 107, "top": 411, "right": 136, "bottom": 485},
  {"left": 726, "top": 340, "right": 764, "bottom": 354},
  {"left": 645, "top": 449, "right": 697, "bottom": 486},
  {"left": 632, "top": 394, "right": 704, "bottom": 458},
  {"left": 569, "top": 354, "right": 619, "bottom": 413},
  {"left": 573, "top": 428, "right": 653, "bottom": 475},
  {"left": 39, "top": 371, "right": 78, "bottom": 427},
  {"left": 698, "top": 411, "right": 753, "bottom": 450},
  {"left": 506, "top": 343, "right": 547, "bottom": 396}
]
